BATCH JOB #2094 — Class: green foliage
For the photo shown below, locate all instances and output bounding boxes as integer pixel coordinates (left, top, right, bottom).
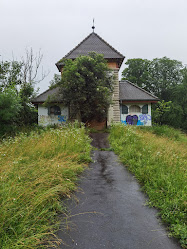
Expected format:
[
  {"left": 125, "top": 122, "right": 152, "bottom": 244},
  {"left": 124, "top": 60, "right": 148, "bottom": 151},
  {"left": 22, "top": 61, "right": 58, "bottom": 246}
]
[
  {"left": 0, "top": 87, "right": 21, "bottom": 136},
  {"left": 58, "top": 53, "right": 114, "bottom": 123},
  {"left": 18, "top": 83, "right": 38, "bottom": 125},
  {"left": 0, "top": 125, "right": 92, "bottom": 248},
  {"left": 0, "top": 61, "right": 22, "bottom": 91},
  {"left": 109, "top": 124, "right": 187, "bottom": 248},
  {"left": 0, "top": 49, "right": 45, "bottom": 135},
  {"left": 122, "top": 58, "right": 150, "bottom": 88},
  {"left": 122, "top": 57, "right": 183, "bottom": 99},
  {"left": 152, "top": 100, "right": 172, "bottom": 125},
  {"left": 148, "top": 57, "right": 183, "bottom": 100},
  {"left": 49, "top": 74, "right": 61, "bottom": 89},
  {"left": 171, "top": 69, "right": 187, "bottom": 131}
]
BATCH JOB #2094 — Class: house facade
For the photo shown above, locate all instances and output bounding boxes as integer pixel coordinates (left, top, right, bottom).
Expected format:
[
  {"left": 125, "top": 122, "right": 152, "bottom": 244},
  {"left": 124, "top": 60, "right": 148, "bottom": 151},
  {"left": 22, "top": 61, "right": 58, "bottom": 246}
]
[
  {"left": 119, "top": 81, "right": 158, "bottom": 126},
  {"left": 32, "top": 29, "right": 158, "bottom": 127}
]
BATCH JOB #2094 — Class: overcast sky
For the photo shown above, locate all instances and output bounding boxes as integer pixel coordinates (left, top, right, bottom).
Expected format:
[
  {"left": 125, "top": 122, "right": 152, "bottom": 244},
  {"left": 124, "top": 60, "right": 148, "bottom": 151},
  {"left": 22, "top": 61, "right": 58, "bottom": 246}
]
[{"left": 1, "top": 0, "right": 187, "bottom": 93}]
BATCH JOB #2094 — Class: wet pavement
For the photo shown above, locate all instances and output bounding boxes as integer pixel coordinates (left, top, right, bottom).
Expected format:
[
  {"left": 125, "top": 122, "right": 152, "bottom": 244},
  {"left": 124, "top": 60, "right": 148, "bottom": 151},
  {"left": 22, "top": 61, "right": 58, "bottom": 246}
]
[{"left": 58, "top": 133, "right": 181, "bottom": 249}]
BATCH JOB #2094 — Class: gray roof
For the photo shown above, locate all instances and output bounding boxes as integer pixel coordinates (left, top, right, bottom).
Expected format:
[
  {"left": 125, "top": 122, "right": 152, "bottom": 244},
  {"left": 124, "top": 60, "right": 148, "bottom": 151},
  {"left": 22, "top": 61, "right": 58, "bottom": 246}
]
[
  {"left": 32, "top": 80, "right": 158, "bottom": 104},
  {"left": 56, "top": 32, "right": 125, "bottom": 71},
  {"left": 119, "top": 80, "right": 159, "bottom": 101},
  {"left": 32, "top": 87, "right": 62, "bottom": 103}
]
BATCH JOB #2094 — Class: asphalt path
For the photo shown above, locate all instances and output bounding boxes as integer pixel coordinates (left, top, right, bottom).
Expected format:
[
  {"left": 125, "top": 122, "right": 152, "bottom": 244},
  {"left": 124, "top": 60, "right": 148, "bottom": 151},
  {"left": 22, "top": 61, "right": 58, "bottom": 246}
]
[{"left": 58, "top": 133, "right": 181, "bottom": 249}]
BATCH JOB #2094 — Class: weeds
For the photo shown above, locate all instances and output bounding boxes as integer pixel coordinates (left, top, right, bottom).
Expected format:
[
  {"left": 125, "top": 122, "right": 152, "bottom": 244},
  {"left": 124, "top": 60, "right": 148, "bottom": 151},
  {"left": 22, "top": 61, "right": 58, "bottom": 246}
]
[
  {"left": 0, "top": 124, "right": 92, "bottom": 248},
  {"left": 109, "top": 124, "right": 187, "bottom": 248},
  {"left": 141, "top": 125, "right": 187, "bottom": 142}
]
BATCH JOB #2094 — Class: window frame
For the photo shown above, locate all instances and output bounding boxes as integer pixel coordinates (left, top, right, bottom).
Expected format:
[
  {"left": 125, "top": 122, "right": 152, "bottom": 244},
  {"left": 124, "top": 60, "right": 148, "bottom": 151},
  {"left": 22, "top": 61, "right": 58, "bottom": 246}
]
[
  {"left": 122, "top": 105, "right": 128, "bottom": 114},
  {"left": 48, "top": 105, "right": 61, "bottom": 115},
  {"left": 142, "top": 104, "right": 148, "bottom": 114}
]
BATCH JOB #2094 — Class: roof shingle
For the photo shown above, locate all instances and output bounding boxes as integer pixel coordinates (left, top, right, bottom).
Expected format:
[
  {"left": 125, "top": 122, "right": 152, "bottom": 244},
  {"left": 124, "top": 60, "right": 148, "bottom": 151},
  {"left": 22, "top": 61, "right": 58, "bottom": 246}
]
[
  {"left": 32, "top": 87, "right": 62, "bottom": 103},
  {"left": 119, "top": 80, "right": 159, "bottom": 101},
  {"left": 56, "top": 32, "right": 125, "bottom": 71}
]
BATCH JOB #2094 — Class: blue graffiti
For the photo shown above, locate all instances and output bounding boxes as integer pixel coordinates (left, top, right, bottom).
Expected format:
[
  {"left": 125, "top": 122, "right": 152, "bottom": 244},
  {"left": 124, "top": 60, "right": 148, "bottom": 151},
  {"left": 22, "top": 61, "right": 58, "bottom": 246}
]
[
  {"left": 137, "top": 120, "right": 144, "bottom": 126},
  {"left": 58, "top": 115, "right": 66, "bottom": 122},
  {"left": 121, "top": 120, "right": 127, "bottom": 125},
  {"left": 139, "top": 114, "right": 151, "bottom": 125}
]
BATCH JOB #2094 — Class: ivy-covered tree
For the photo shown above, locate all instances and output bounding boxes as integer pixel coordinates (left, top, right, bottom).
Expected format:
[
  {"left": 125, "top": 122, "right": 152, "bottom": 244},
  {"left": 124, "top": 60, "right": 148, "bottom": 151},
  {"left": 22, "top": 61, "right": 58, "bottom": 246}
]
[{"left": 57, "top": 53, "right": 114, "bottom": 123}]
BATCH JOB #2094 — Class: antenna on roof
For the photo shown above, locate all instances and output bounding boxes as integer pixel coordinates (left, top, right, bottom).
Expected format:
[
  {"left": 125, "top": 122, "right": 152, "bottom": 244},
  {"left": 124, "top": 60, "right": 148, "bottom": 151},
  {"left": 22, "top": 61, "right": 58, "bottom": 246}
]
[{"left": 92, "top": 18, "right": 95, "bottom": 32}]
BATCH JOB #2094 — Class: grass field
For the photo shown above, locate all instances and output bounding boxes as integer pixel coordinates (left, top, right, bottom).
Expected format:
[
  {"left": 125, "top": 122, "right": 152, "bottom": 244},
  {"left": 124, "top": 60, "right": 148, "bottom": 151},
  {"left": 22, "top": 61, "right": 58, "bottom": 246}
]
[
  {"left": 109, "top": 124, "right": 187, "bottom": 248},
  {"left": 0, "top": 125, "right": 92, "bottom": 248}
]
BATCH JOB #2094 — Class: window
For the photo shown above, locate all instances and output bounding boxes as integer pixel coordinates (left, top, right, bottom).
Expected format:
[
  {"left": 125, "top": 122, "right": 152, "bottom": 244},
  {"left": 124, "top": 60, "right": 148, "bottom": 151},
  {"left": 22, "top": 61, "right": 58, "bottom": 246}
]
[
  {"left": 129, "top": 105, "right": 141, "bottom": 113},
  {"left": 48, "top": 105, "right": 61, "bottom": 115},
  {"left": 142, "top": 104, "right": 148, "bottom": 114},
  {"left": 122, "top": 105, "right": 128, "bottom": 114}
]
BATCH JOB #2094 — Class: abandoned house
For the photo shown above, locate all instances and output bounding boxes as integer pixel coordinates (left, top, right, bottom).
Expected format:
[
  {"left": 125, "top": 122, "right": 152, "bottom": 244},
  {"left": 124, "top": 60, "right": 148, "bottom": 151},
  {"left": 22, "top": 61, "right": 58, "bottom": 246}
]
[{"left": 32, "top": 28, "right": 158, "bottom": 128}]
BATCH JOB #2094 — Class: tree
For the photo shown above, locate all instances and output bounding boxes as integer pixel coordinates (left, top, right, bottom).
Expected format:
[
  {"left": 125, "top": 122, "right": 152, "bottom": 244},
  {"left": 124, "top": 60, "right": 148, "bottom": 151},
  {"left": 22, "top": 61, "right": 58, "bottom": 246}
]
[
  {"left": 0, "top": 87, "right": 21, "bottom": 136},
  {"left": 0, "top": 48, "right": 46, "bottom": 134},
  {"left": 122, "top": 57, "right": 183, "bottom": 99},
  {"left": 0, "top": 60, "right": 22, "bottom": 92},
  {"left": 169, "top": 67, "right": 187, "bottom": 130},
  {"left": 57, "top": 53, "right": 114, "bottom": 123},
  {"left": 49, "top": 74, "right": 61, "bottom": 89},
  {"left": 152, "top": 100, "right": 172, "bottom": 125},
  {"left": 21, "top": 48, "right": 47, "bottom": 86},
  {"left": 148, "top": 57, "right": 183, "bottom": 100},
  {"left": 122, "top": 58, "right": 150, "bottom": 89}
]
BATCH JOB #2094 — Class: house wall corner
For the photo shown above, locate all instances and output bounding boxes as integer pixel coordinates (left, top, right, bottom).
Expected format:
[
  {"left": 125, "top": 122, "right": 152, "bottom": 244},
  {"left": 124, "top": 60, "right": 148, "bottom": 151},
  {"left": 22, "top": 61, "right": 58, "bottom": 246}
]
[{"left": 107, "top": 69, "right": 120, "bottom": 126}]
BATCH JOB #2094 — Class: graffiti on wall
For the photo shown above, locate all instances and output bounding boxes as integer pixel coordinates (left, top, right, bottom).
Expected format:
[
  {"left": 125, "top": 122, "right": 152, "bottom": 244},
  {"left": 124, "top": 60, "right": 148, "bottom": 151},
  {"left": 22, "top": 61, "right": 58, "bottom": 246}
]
[
  {"left": 58, "top": 115, "right": 67, "bottom": 123},
  {"left": 126, "top": 115, "right": 138, "bottom": 125},
  {"left": 139, "top": 114, "right": 151, "bottom": 125},
  {"left": 39, "top": 115, "right": 67, "bottom": 126},
  {"left": 121, "top": 114, "right": 151, "bottom": 126}
]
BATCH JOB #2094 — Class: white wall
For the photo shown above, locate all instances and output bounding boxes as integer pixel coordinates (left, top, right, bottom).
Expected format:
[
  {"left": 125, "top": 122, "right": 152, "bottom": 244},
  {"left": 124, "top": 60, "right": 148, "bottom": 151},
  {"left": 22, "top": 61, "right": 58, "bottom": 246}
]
[
  {"left": 120, "top": 103, "right": 152, "bottom": 126},
  {"left": 38, "top": 104, "right": 69, "bottom": 126}
]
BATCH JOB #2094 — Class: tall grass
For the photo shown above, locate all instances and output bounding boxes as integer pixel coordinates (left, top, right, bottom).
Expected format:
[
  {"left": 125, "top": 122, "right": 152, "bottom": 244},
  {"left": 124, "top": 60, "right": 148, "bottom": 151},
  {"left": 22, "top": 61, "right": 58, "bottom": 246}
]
[
  {"left": 141, "top": 125, "right": 187, "bottom": 142},
  {"left": 0, "top": 124, "right": 92, "bottom": 248},
  {"left": 109, "top": 124, "right": 187, "bottom": 248}
]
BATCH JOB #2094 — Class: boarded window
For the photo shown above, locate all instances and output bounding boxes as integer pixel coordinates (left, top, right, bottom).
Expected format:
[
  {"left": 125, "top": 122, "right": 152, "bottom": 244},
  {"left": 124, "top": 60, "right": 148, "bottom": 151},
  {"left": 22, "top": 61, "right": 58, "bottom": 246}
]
[
  {"left": 122, "top": 105, "right": 128, "bottom": 114},
  {"left": 48, "top": 105, "right": 61, "bottom": 115},
  {"left": 129, "top": 105, "right": 141, "bottom": 113},
  {"left": 142, "top": 104, "right": 148, "bottom": 114}
]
